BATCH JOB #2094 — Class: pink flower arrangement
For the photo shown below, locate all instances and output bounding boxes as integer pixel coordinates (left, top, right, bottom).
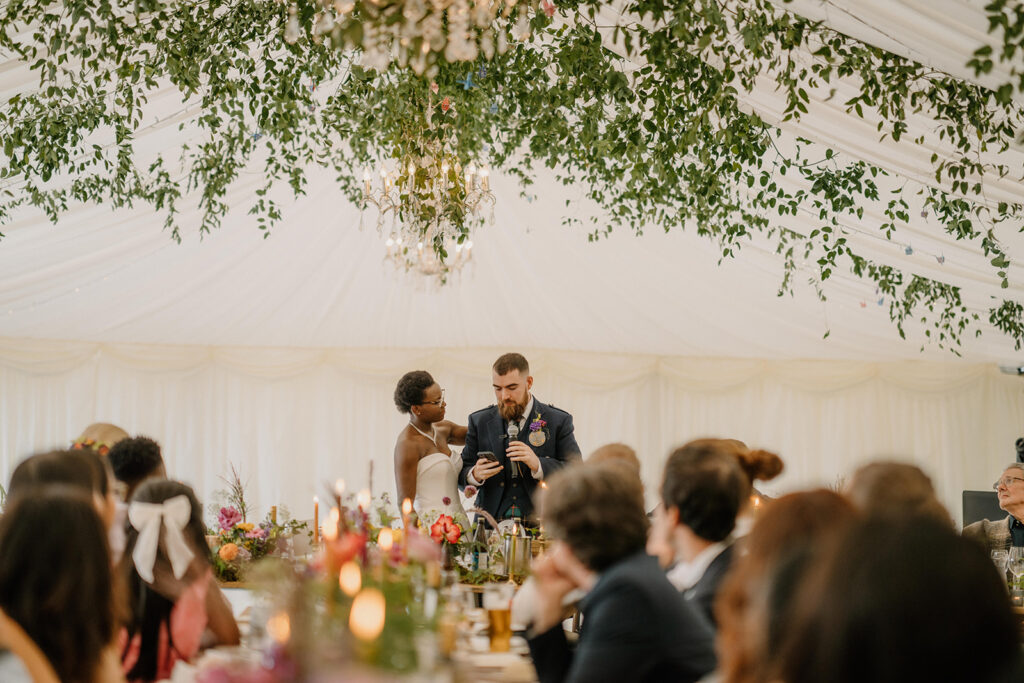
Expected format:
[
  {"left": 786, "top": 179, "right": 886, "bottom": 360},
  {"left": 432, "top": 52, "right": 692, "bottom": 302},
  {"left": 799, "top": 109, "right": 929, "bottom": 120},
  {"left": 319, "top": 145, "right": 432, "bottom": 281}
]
[
  {"left": 245, "top": 527, "right": 268, "bottom": 539},
  {"left": 218, "top": 506, "right": 242, "bottom": 531}
]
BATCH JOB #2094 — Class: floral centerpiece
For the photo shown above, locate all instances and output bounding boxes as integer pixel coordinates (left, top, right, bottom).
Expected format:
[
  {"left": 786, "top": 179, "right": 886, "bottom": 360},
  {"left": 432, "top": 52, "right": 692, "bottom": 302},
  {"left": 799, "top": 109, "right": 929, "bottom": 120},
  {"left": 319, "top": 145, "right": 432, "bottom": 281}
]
[{"left": 205, "top": 464, "right": 309, "bottom": 583}]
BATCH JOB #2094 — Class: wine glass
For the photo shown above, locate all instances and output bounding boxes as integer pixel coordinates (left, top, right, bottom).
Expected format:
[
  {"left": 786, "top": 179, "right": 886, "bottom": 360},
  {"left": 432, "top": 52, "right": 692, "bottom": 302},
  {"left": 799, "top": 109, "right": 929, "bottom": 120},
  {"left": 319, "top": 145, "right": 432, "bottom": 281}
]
[
  {"left": 1006, "top": 547, "right": 1024, "bottom": 598},
  {"left": 992, "top": 549, "right": 1009, "bottom": 576}
]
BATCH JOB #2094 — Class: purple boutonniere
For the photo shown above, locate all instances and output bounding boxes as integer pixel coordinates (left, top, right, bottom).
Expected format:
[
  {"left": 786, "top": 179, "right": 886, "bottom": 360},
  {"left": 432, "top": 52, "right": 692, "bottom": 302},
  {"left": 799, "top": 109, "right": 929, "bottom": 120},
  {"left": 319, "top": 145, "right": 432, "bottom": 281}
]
[{"left": 529, "top": 412, "right": 547, "bottom": 432}]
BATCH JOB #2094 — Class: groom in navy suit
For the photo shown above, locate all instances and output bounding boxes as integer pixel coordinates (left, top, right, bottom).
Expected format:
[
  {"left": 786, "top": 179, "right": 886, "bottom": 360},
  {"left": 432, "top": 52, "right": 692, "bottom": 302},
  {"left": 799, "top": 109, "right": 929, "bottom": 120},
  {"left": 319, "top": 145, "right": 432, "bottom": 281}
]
[{"left": 459, "top": 353, "right": 581, "bottom": 525}]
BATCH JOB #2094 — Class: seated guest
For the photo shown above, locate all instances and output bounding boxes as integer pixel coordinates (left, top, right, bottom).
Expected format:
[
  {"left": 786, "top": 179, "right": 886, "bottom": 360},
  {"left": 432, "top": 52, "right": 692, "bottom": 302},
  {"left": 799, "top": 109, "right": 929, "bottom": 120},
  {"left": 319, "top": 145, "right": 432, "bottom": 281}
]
[
  {"left": 527, "top": 461, "right": 716, "bottom": 683},
  {"left": 846, "top": 460, "right": 952, "bottom": 525},
  {"left": 106, "top": 437, "right": 167, "bottom": 559},
  {"left": 715, "top": 490, "right": 857, "bottom": 683},
  {"left": 776, "top": 517, "right": 1021, "bottom": 683},
  {"left": 107, "top": 437, "right": 166, "bottom": 501},
  {"left": 963, "top": 462, "right": 1024, "bottom": 553},
  {"left": 648, "top": 441, "right": 749, "bottom": 627},
  {"left": 7, "top": 450, "right": 117, "bottom": 531},
  {"left": 119, "top": 480, "right": 239, "bottom": 682},
  {"left": 0, "top": 486, "right": 123, "bottom": 683},
  {"left": 587, "top": 442, "right": 641, "bottom": 476}
]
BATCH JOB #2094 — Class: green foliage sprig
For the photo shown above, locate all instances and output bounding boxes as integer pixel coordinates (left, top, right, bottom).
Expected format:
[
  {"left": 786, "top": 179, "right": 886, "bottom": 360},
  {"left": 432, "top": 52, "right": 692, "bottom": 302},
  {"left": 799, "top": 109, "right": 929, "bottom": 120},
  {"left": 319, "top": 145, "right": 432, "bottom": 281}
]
[{"left": 1, "top": 0, "right": 1023, "bottom": 350}]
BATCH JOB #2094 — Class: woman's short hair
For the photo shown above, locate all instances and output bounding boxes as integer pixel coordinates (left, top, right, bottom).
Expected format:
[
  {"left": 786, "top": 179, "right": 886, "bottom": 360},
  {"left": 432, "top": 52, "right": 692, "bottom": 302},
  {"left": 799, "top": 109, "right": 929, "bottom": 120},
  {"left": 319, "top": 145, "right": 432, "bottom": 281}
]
[
  {"left": 661, "top": 444, "right": 747, "bottom": 542},
  {"left": 0, "top": 486, "right": 118, "bottom": 683},
  {"left": 846, "top": 461, "right": 952, "bottom": 525},
  {"left": 776, "top": 517, "right": 1019, "bottom": 683},
  {"left": 541, "top": 460, "right": 648, "bottom": 572},
  {"left": 393, "top": 371, "right": 435, "bottom": 414},
  {"left": 8, "top": 449, "right": 111, "bottom": 500}
]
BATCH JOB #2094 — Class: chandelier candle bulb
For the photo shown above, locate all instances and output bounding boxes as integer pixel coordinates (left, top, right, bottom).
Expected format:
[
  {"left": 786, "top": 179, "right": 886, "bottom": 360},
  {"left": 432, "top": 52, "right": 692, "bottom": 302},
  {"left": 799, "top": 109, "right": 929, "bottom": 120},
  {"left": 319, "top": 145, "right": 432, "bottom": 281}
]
[{"left": 480, "top": 166, "right": 490, "bottom": 190}]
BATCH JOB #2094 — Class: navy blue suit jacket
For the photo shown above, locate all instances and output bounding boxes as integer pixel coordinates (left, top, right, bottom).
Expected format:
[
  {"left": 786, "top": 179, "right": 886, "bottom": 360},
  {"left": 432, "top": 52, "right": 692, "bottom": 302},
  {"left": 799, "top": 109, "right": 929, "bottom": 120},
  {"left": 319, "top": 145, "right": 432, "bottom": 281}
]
[
  {"left": 527, "top": 552, "right": 717, "bottom": 683},
  {"left": 459, "top": 398, "right": 581, "bottom": 521}
]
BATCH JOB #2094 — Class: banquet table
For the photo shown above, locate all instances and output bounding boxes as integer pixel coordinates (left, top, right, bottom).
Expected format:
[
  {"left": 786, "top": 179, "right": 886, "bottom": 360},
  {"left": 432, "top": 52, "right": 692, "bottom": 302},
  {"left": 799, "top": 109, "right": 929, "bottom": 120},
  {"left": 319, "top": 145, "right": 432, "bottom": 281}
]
[{"left": 171, "top": 585, "right": 540, "bottom": 683}]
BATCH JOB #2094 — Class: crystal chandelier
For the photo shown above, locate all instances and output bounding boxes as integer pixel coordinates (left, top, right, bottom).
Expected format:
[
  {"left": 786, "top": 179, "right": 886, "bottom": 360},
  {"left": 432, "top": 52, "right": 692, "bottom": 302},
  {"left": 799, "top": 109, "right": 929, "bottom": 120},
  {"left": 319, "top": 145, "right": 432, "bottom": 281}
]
[{"left": 362, "top": 140, "right": 495, "bottom": 282}]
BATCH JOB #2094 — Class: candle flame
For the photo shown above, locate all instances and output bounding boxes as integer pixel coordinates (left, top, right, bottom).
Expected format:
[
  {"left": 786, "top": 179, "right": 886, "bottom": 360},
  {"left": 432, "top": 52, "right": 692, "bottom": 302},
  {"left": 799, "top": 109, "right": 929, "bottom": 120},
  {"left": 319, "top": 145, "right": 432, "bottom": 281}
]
[
  {"left": 349, "top": 588, "right": 386, "bottom": 641},
  {"left": 339, "top": 561, "right": 362, "bottom": 597},
  {"left": 334, "top": 478, "right": 346, "bottom": 496},
  {"left": 357, "top": 489, "right": 372, "bottom": 509},
  {"left": 402, "top": 498, "right": 413, "bottom": 515},
  {"left": 378, "top": 528, "right": 394, "bottom": 552},
  {"left": 323, "top": 507, "right": 341, "bottom": 542},
  {"left": 266, "top": 611, "right": 291, "bottom": 644}
]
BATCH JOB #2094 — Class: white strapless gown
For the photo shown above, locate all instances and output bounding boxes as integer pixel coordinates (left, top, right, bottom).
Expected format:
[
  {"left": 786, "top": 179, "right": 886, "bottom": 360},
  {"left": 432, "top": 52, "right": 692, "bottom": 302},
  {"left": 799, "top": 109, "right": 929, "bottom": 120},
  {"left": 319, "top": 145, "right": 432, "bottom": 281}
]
[{"left": 414, "top": 451, "right": 468, "bottom": 526}]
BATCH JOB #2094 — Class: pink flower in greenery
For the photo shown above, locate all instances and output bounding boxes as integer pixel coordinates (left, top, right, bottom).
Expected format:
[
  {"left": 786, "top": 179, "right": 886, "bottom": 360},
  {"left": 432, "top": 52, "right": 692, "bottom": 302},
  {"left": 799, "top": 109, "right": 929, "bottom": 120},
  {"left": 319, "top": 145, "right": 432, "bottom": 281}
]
[
  {"left": 441, "top": 96, "right": 451, "bottom": 112},
  {"left": 541, "top": 0, "right": 555, "bottom": 18},
  {"left": 245, "top": 528, "right": 267, "bottom": 539},
  {"left": 430, "top": 82, "right": 439, "bottom": 95},
  {"left": 218, "top": 506, "right": 242, "bottom": 531}
]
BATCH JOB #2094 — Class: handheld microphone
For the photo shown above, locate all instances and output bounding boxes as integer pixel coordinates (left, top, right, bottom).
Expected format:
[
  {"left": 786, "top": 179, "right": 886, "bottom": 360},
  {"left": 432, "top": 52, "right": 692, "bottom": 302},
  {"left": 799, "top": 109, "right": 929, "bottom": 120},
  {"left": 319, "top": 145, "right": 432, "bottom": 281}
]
[{"left": 507, "top": 422, "right": 521, "bottom": 478}]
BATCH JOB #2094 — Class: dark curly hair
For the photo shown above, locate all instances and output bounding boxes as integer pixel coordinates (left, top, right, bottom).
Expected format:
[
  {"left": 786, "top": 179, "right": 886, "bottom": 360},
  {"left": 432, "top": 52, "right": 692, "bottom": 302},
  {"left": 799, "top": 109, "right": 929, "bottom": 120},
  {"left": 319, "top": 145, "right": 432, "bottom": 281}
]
[
  {"left": 542, "top": 460, "right": 648, "bottom": 572},
  {"left": 661, "top": 444, "right": 746, "bottom": 542},
  {"left": 394, "top": 371, "right": 435, "bottom": 414},
  {"left": 107, "top": 436, "right": 165, "bottom": 495}
]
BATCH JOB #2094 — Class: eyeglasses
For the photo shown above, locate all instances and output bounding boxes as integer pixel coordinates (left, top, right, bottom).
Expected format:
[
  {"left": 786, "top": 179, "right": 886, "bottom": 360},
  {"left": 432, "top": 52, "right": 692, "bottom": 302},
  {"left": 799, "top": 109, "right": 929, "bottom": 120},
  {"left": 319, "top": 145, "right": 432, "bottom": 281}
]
[
  {"left": 421, "top": 389, "right": 445, "bottom": 406},
  {"left": 992, "top": 476, "right": 1024, "bottom": 490}
]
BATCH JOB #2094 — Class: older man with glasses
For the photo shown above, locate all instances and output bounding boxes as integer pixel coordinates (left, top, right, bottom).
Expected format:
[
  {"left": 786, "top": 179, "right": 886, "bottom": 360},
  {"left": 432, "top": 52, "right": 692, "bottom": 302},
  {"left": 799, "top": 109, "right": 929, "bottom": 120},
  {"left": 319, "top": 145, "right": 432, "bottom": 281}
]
[{"left": 963, "top": 463, "right": 1024, "bottom": 553}]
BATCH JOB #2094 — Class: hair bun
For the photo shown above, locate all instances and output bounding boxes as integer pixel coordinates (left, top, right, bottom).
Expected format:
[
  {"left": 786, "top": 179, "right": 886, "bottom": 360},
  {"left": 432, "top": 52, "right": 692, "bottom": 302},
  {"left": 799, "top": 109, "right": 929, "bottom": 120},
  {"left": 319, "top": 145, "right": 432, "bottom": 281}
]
[{"left": 737, "top": 448, "right": 783, "bottom": 482}]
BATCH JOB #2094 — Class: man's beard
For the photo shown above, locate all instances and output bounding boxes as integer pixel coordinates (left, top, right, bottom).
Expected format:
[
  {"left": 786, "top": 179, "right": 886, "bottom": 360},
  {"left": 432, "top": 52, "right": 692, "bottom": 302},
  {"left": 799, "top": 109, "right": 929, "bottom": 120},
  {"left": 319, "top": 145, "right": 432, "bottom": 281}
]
[{"left": 499, "top": 395, "right": 528, "bottom": 422}]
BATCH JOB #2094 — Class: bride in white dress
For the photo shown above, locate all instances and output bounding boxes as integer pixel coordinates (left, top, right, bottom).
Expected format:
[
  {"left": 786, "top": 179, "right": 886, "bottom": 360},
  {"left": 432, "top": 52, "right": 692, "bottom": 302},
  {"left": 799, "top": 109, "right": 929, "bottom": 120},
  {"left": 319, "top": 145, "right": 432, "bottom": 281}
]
[{"left": 393, "top": 371, "right": 468, "bottom": 527}]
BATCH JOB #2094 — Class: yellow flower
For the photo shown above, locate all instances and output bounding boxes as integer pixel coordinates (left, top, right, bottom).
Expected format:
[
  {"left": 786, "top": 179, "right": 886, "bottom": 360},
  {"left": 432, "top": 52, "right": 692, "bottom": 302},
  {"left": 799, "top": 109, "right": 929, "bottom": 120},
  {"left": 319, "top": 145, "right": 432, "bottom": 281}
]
[
  {"left": 219, "top": 543, "right": 239, "bottom": 561},
  {"left": 236, "top": 522, "right": 255, "bottom": 532}
]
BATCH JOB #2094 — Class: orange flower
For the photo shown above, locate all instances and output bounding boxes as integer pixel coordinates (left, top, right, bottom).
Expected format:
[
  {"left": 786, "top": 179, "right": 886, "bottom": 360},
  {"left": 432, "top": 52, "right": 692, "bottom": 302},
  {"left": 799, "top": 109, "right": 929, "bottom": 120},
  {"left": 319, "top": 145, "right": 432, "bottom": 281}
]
[
  {"left": 429, "top": 514, "right": 461, "bottom": 544},
  {"left": 219, "top": 543, "right": 239, "bottom": 561}
]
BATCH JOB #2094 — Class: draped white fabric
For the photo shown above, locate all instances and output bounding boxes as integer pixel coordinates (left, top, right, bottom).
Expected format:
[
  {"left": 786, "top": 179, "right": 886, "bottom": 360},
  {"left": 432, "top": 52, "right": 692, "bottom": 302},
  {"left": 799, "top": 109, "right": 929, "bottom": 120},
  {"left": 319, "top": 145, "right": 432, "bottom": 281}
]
[
  {"left": 2, "top": 339, "right": 1021, "bottom": 525},
  {"left": 2, "top": 1, "right": 1024, "bottom": 527}
]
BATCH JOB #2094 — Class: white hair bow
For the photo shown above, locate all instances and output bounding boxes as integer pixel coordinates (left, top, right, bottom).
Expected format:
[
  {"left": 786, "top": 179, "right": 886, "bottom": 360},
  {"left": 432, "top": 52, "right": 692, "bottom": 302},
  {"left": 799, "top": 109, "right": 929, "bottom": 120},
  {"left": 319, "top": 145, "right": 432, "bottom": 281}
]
[{"left": 128, "top": 495, "right": 196, "bottom": 585}]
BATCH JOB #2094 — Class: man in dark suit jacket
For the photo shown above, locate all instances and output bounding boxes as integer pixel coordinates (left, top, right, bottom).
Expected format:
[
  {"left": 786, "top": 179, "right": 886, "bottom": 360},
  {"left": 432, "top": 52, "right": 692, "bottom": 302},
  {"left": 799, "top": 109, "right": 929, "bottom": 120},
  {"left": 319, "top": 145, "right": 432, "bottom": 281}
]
[
  {"left": 459, "top": 353, "right": 581, "bottom": 524},
  {"left": 650, "top": 441, "right": 748, "bottom": 628},
  {"left": 526, "top": 461, "right": 717, "bottom": 683}
]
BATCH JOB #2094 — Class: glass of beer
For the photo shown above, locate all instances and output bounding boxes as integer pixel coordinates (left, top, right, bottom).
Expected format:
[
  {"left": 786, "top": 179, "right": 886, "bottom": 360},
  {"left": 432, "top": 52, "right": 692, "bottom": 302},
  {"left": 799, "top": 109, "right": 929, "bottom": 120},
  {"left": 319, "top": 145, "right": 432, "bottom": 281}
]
[{"left": 483, "top": 583, "right": 515, "bottom": 652}]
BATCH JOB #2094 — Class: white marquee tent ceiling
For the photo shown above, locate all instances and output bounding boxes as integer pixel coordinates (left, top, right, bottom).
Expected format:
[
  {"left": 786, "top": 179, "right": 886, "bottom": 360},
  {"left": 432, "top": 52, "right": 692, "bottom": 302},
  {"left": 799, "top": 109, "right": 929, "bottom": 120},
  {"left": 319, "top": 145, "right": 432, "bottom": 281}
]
[{"left": 1, "top": 0, "right": 1023, "bottom": 364}]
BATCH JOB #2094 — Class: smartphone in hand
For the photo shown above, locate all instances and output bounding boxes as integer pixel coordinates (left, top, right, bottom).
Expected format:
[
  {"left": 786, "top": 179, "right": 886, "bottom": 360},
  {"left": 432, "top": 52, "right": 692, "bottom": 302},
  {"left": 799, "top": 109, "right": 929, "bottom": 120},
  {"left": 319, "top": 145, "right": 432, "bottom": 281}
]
[{"left": 478, "top": 451, "right": 498, "bottom": 462}]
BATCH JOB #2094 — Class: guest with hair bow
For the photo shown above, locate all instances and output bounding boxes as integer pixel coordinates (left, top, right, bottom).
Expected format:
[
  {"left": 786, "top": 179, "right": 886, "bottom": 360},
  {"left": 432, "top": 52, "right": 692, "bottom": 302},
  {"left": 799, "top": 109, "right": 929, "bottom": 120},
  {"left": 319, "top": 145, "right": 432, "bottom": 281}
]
[{"left": 118, "top": 480, "right": 239, "bottom": 683}]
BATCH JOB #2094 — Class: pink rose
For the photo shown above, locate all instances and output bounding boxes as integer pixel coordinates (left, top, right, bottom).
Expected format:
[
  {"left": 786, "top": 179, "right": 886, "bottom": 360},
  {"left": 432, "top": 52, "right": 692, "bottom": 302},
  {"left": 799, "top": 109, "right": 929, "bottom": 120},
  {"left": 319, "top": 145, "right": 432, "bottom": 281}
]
[
  {"left": 441, "top": 97, "right": 450, "bottom": 112},
  {"left": 218, "top": 507, "right": 242, "bottom": 531},
  {"left": 464, "top": 485, "right": 478, "bottom": 498}
]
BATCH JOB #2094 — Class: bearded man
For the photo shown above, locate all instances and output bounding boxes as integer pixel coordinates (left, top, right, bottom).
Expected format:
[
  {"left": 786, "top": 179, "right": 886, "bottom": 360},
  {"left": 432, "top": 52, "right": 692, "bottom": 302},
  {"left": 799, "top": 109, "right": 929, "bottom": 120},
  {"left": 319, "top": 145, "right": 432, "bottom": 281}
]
[{"left": 460, "top": 353, "right": 581, "bottom": 525}]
